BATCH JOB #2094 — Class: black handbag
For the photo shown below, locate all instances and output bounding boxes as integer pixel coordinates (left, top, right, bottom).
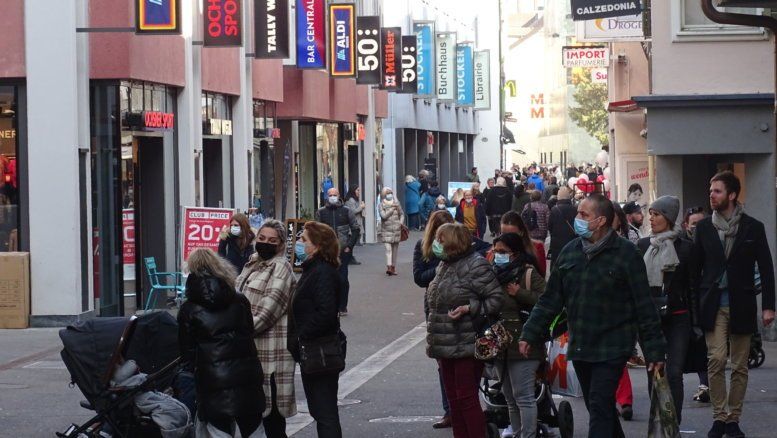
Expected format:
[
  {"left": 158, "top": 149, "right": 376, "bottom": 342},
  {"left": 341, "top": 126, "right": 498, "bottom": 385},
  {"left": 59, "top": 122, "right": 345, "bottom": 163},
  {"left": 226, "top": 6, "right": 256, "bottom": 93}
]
[{"left": 298, "top": 330, "right": 347, "bottom": 376}]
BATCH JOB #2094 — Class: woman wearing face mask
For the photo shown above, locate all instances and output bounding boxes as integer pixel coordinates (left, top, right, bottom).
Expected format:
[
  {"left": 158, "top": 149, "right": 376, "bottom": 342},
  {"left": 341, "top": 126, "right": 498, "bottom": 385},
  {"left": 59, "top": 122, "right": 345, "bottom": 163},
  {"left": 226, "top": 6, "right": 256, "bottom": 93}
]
[
  {"left": 235, "top": 220, "right": 297, "bottom": 437},
  {"left": 426, "top": 223, "right": 503, "bottom": 438},
  {"left": 637, "top": 196, "right": 695, "bottom": 425},
  {"left": 288, "top": 222, "right": 345, "bottom": 437},
  {"left": 218, "top": 213, "right": 256, "bottom": 275},
  {"left": 433, "top": 195, "right": 449, "bottom": 212},
  {"left": 455, "top": 189, "right": 487, "bottom": 238},
  {"left": 492, "top": 232, "right": 546, "bottom": 438},
  {"left": 380, "top": 187, "right": 405, "bottom": 276}
]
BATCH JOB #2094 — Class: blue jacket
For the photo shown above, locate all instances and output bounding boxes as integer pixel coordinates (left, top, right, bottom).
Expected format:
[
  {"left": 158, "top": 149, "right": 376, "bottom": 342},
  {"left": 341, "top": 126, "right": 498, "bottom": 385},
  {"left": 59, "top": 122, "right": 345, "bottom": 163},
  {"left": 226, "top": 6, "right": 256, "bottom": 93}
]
[
  {"left": 527, "top": 174, "right": 545, "bottom": 192},
  {"left": 405, "top": 180, "right": 422, "bottom": 214},
  {"left": 419, "top": 187, "right": 444, "bottom": 222}
]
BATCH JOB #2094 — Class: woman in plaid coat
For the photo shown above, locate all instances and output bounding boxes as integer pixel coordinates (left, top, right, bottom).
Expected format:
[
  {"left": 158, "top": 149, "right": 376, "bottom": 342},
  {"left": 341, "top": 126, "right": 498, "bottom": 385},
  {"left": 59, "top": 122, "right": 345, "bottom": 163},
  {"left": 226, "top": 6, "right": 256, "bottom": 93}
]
[{"left": 236, "top": 219, "right": 297, "bottom": 438}]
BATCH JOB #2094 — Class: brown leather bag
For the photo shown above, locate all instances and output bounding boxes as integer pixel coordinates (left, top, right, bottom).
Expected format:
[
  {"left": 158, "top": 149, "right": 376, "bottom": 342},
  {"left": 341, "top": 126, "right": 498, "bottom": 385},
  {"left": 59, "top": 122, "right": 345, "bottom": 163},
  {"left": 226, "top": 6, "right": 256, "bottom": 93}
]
[{"left": 400, "top": 224, "right": 410, "bottom": 242}]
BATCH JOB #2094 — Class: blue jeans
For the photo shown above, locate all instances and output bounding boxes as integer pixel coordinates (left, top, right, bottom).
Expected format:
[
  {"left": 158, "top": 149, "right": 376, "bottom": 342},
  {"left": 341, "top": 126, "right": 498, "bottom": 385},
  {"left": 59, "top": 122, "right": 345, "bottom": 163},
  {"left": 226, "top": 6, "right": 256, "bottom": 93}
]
[
  {"left": 408, "top": 213, "right": 420, "bottom": 230},
  {"left": 497, "top": 360, "right": 540, "bottom": 438},
  {"left": 337, "top": 250, "right": 351, "bottom": 312}
]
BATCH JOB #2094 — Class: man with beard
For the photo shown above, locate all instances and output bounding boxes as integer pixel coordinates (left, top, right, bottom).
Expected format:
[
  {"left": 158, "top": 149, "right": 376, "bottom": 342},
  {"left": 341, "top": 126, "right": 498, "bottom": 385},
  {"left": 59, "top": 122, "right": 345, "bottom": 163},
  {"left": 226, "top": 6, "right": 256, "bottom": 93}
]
[
  {"left": 692, "top": 171, "right": 775, "bottom": 438},
  {"left": 623, "top": 201, "right": 644, "bottom": 244}
]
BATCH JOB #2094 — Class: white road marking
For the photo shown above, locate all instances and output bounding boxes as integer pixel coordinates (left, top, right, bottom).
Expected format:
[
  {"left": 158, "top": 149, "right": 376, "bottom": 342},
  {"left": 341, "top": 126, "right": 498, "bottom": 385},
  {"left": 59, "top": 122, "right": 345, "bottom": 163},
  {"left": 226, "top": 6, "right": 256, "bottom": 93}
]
[
  {"left": 288, "top": 322, "right": 427, "bottom": 436},
  {"left": 369, "top": 416, "right": 440, "bottom": 424},
  {"left": 22, "top": 360, "right": 67, "bottom": 370}
]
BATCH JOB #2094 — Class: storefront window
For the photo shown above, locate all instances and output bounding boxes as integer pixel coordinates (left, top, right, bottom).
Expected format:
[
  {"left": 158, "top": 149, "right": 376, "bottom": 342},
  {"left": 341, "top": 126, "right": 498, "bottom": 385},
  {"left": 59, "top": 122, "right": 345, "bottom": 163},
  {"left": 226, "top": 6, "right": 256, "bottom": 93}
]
[
  {"left": 316, "top": 123, "right": 339, "bottom": 205},
  {"left": 0, "top": 86, "right": 20, "bottom": 252}
]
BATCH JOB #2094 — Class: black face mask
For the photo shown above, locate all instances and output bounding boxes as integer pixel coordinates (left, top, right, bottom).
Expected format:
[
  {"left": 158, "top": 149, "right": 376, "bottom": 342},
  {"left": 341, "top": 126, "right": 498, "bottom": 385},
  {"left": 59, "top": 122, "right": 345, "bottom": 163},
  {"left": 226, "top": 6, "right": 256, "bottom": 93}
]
[{"left": 255, "top": 242, "right": 277, "bottom": 260}]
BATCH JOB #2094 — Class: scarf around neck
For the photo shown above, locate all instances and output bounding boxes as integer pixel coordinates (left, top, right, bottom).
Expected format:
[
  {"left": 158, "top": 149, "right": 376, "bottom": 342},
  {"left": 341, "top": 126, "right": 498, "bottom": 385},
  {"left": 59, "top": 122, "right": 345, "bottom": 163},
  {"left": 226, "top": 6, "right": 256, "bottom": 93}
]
[
  {"left": 712, "top": 203, "right": 744, "bottom": 259},
  {"left": 643, "top": 227, "right": 682, "bottom": 287},
  {"left": 581, "top": 229, "right": 615, "bottom": 260}
]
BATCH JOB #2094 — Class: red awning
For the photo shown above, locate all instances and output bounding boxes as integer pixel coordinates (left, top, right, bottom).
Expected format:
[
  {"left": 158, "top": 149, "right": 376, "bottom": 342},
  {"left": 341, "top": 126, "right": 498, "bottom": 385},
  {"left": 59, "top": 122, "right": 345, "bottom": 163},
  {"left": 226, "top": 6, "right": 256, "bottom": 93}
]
[{"left": 607, "top": 99, "right": 639, "bottom": 113}]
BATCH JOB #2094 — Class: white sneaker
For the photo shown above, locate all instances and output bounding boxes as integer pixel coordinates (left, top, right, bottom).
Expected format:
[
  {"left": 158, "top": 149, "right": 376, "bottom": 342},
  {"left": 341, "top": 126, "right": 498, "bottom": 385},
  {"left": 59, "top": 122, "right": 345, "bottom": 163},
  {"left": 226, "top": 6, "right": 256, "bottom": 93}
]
[{"left": 501, "top": 425, "right": 514, "bottom": 438}]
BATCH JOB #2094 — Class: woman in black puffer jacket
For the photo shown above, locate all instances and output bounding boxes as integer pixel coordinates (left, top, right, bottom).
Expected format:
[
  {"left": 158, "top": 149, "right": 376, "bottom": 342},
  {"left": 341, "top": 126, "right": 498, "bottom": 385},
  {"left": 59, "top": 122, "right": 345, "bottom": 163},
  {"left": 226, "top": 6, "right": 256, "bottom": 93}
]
[{"left": 178, "top": 248, "right": 265, "bottom": 437}]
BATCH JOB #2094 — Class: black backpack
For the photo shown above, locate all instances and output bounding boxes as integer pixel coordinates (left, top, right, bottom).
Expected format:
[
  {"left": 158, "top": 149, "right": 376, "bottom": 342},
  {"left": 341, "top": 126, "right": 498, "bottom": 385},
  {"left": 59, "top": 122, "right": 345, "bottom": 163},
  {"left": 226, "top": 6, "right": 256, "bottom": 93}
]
[{"left": 522, "top": 203, "right": 539, "bottom": 231}]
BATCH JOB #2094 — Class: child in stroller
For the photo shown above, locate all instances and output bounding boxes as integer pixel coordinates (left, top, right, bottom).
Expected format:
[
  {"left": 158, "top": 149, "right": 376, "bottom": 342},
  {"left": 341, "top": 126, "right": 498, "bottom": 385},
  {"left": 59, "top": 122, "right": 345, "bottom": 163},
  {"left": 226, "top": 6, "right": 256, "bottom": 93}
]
[{"left": 57, "top": 312, "right": 192, "bottom": 438}]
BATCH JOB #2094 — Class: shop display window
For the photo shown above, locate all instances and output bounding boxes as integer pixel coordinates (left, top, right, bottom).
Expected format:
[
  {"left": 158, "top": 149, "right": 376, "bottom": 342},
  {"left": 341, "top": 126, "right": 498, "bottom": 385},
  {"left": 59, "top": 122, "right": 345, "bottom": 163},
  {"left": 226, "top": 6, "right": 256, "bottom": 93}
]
[{"left": 0, "top": 86, "right": 20, "bottom": 252}]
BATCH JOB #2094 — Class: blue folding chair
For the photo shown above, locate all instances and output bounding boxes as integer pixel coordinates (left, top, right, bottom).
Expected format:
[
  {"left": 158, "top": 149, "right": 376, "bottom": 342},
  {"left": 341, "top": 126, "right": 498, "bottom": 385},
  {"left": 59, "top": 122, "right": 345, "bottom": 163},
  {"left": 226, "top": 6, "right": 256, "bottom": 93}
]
[{"left": 143, "top": 257, "right": 185, "bottom": 311}]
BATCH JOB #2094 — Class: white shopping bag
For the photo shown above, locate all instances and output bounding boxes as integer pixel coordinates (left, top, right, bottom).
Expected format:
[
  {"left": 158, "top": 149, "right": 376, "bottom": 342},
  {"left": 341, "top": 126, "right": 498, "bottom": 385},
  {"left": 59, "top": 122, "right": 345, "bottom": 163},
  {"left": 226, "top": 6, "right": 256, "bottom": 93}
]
[{"left": 547, "top": 332, "right": 583, "bottom": 397}]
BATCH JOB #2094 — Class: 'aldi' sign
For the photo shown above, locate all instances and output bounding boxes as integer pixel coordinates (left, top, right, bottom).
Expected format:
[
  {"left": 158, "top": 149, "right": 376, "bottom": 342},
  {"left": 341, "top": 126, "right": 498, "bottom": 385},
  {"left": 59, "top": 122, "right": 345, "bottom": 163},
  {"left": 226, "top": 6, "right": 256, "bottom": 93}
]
[
  {"left": 328, "top": 4, "right": 356, "bottom": 77},
  {"left": 570, "top": 0, "right": 641, "bottom": 21}
]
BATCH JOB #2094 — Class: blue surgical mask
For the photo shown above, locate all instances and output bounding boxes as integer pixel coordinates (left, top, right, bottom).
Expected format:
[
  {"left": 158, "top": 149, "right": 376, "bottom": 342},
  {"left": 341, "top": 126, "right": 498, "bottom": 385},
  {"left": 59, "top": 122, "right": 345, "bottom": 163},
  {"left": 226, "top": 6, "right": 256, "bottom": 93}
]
[
  {"left": 295, "top": 241, "right": 308, "bottom": 262},
  {"left": 574, "top": 218, "right": 594, "bottom": 239},
  {"left": 494, "top": 252, "right": 511, "bottom": 266},
  {"left": 432, "top": 240, "right": 446, "bottom": 259}
]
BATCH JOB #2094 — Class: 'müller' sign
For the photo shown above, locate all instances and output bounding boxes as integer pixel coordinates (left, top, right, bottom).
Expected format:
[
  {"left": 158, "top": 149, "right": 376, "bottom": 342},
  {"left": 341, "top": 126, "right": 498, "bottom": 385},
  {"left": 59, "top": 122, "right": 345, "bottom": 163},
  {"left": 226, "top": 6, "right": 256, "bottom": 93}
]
[{"left": 380, "top": 27, "right": 401, "bottom": 91}]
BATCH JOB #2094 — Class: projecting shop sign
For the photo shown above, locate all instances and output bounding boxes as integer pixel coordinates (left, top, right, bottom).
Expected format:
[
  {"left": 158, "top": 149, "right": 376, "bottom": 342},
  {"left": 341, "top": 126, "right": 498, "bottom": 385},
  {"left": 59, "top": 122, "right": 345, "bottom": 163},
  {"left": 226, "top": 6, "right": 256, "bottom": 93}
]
[
  {"left": 399, "top": 35, "right": 418, "bottom": 94},
  {"left": 135, "top": 0, "right": 181, "bottom": 34},
  {"left": 295, "top": 0, "right": 326, "bottom": 69},
  {"left": 328, "top": 4, "right": 355, "bottom": 77},
  {"left": 456, "top": 43, "right": 474, "bottom": 106},
  {"left": 576, "top": 13, "right": 644, "bottom": 42},
  {"left": 473, "top": 50, "right": 490, "bottom": 110},
  {"left": 204, "top": 0, "right": 242, "bottom": 46},
  {"left": 355, "top": 16, "right": 382, "bottom": 84},
  {"left": 254, "top": 0, "right": 289, "bottom": 58},
  {"left": 570, "top": 0, "right": 641, "bottom": 21},
  {"left": 562, "top": 46, "right": 609, "bottom": 68},
  {"left": 413, "top": 21, "right": 435, "bottom": 96},
  {"left": 435, "top": 32, "right": 456, "bottom": 101},
  {"left": 380, "top": 27, "right": 401, "bottom": 91}
]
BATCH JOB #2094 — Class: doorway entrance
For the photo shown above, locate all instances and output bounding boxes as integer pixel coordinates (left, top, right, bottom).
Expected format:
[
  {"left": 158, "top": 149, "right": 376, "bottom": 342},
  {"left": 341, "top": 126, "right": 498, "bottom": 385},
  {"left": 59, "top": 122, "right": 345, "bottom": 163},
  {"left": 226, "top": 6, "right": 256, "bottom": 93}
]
[{"left": 203, "top": 139, "right": 224, "bottom": 208}]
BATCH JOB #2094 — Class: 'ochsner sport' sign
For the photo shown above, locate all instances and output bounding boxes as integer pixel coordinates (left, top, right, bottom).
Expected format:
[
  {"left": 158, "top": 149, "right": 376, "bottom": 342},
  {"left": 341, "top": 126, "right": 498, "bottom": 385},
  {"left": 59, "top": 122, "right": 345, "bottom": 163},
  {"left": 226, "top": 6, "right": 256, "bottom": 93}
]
[{"left": 571, "top": 0, "right": 640, "bottom": 21}]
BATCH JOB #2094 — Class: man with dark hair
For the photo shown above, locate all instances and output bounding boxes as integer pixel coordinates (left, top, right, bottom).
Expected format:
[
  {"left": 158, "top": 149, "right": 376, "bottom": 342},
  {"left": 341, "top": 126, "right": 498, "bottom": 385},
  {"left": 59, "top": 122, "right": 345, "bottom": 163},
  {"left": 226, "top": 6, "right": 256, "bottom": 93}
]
[
  {"left": 623, "top": 201, "right": 644, "bottom": 244},
  {"left": 520, "top": 194, "right": 666, "bottom": 438},
  {"left": 692, "top": 171, "right": 775, "bottom": 438},
  {"left": 548, "top": 187, "right": 577, "bottom": 264}
]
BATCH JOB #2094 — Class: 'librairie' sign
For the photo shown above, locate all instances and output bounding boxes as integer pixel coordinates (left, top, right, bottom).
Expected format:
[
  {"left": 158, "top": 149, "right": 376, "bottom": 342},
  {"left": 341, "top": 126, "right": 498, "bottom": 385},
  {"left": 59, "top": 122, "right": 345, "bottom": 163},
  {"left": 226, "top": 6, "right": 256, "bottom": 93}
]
[{"left": 561, "top": 46, "right": 609, "bottom": 68}]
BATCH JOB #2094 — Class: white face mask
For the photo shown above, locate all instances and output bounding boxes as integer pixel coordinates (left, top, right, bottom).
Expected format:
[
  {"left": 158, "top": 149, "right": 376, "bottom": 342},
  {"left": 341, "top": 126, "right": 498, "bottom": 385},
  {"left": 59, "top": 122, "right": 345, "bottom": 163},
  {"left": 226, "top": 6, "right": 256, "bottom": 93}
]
[
  {"left": 385, "top": 194, "right": 394, "bottom": 201},
  {"left": 328, "top": 196, "right": 339, "bottom": 205},
  {"left": 230, "top": 225, "right": 241, "bottom": 236},
  {"left": 437, "top": 203, "right": 445, "bottom": 209}
]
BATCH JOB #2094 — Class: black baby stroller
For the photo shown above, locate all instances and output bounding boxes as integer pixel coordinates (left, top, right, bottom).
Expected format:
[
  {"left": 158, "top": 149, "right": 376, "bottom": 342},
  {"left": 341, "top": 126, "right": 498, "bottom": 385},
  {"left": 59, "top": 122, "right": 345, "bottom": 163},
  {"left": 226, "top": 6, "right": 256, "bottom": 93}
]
[
  {"left": 748, "top": 331, "right": 766, "bottom": 369},
  {"left": 57, "top": 312, "right": 184, "bottom": 438}
]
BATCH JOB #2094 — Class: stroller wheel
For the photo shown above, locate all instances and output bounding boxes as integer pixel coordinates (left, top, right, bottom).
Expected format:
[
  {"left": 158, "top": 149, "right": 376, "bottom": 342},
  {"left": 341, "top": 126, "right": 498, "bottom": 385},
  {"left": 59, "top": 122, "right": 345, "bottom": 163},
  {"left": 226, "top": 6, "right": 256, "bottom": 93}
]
[
  {"left": 486, "top": 422, "right": 501, "bottom": 438},
  {"left": 557, "top": 400, "right": 574, "bottom": 438},
  {"left": 748, "top": 347, "right": 766, "bottom": 369}
]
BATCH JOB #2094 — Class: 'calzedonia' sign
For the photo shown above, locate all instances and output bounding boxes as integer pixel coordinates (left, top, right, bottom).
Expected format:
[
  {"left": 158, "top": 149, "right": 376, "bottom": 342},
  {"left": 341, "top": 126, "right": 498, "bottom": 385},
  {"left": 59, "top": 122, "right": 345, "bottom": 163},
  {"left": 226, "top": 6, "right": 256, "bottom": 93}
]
[
  {"left": 355, "top": 16, "right": 381, "bottom": 85},
  {"left": 296, "top": 0, "right": 326, "bottom": 69},
  {"left": 570, "top": 0, "right": 641, "bottom": 21},
  {"left": 254, "top": 0, "right": 289, "bottom": 58},
  {"left": 328, "top": 4, "right": 356, "bottom": 77},
  {"left": 435, "top": 32, "right": 456, "bottom": 101},
  {"left": 380, "top": 27, "right": 401, "bottom": 91},
  {"left": 204, "top": 0, "right": 242, "bottom": 46},
  {"left": 135, "top": 0, "right": 181, "bottom": 34},
  {"left": 413, "top": 21, "right": 435, "bottom": 96}
]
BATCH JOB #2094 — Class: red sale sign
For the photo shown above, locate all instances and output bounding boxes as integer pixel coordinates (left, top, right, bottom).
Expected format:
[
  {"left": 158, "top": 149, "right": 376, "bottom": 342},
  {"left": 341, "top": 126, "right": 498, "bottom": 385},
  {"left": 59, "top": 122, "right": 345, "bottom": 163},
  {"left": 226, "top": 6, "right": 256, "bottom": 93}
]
[
  {"left": 122, "top": 209, "right": 136, "bottom": 265},
  {"left": 181, "top": 206, "right": 235, "bottom": 262}
]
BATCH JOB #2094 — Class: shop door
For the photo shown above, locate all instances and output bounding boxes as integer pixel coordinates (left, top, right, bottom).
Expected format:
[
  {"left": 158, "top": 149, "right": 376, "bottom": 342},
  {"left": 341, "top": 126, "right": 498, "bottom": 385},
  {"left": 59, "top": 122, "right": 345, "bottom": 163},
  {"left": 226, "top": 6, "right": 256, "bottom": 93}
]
[
  {"left": 133, "top": 137, "right": 167, "bottom": 310},
  {"left": 345, "top": 142, "right": 360, "bottom": 193},
  {"left": 203, "top": 139, "right": 224, "bottom": 207}
]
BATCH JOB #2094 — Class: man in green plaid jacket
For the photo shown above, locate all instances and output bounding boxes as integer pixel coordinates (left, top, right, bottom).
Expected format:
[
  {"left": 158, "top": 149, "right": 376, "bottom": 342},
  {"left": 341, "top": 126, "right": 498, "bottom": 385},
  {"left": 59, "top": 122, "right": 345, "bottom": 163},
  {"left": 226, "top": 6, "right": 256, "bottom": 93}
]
[{"left": 519, "top": 194, "right": 667, "bottom": 438}]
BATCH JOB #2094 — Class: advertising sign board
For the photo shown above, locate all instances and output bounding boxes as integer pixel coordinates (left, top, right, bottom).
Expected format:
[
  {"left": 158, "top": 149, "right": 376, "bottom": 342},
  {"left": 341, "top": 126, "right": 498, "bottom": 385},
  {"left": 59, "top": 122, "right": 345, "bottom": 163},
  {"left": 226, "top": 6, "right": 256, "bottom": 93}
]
[{"left": 181, "top": 207, "right": 235, "bottom": 263}]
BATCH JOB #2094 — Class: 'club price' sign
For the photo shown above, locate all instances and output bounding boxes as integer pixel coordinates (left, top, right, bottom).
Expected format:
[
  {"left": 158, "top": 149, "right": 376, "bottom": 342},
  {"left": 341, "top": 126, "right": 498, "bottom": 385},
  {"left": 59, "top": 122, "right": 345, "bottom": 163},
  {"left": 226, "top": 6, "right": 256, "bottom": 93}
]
[{"left": 181, "top": 207, "right": 236, "bottom": 262}]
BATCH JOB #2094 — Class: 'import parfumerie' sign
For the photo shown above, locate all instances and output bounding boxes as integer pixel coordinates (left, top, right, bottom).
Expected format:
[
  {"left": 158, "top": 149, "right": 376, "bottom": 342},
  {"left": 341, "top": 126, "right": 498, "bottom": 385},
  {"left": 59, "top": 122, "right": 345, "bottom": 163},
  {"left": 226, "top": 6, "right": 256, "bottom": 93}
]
[
  {"left": 570, "top": 0, "right": 641, "bottom": 21},
  {"left": 562, "top": 46, "right": 609, "bottom": 68}
]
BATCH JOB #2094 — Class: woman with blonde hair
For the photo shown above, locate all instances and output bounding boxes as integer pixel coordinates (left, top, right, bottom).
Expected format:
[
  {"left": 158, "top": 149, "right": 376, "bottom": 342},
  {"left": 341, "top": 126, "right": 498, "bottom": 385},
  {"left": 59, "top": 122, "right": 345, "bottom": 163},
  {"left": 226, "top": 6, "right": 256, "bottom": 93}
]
[
  {"left": 178, "top": 248, "right": 265, "bottom": 437},
  {"left": 426, "top": 223, "right": 503, "bottom": 438},
  {"left": 235, "top": 219, "right": 297, "bottom": 437},
  {"left": 218, "top": 212, "right": 256, "bottom": 274},
  {"left": 379, "top": 186, "right": 405, "bottom": 276}
]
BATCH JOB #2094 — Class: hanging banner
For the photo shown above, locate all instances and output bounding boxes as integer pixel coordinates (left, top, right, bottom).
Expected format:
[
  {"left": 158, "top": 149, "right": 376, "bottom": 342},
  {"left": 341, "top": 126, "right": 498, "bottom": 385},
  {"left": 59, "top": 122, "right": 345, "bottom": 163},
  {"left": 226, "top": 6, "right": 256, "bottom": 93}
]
[
  {"left": 295, "top": 0, "right": 326, "bottom": 69},
  {"left": 356, "top": 16, "right": 382, "bottom": 84},
  {"left": 413, "top": 21, "right": 435, "bottom": 96},
  {"left": 204, "top": 0, "right": 242, "bottom": 46},
  {"left": 456, "top": 43, "right": 474, "bottom": 106},
  {"left": 571, "top": 0, "right": 641, "bottom": 21},
  {"left": 435, "top": 32, "right": 456, "bottom": 101},
  {"left": 181, "top": 207, "right": 236, "bottom": 263},
  {"left": 255, "top": 0, "right": 289, "bottom": 58},
  {"left": 474, "top": 50, "right": 491, "bottom": 110},
  {"left": 328, "top": 3, "right": 356, "bottom": 77},
  {"left": 399, "top": 35, "right": 418, "bottom": 94},
  {"left": 135, "top": 0, "right": 181, "bottom": 34},
  {"left": 380, "top": 27, "right": 401, "bottom": 91}
]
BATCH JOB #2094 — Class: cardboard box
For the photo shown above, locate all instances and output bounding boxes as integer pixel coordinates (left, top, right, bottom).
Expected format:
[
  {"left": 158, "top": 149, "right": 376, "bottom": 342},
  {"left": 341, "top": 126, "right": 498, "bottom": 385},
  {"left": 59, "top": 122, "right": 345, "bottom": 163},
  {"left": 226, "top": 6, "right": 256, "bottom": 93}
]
[{"left": 0, "top": 252, "right": 30, "bottom": 329}]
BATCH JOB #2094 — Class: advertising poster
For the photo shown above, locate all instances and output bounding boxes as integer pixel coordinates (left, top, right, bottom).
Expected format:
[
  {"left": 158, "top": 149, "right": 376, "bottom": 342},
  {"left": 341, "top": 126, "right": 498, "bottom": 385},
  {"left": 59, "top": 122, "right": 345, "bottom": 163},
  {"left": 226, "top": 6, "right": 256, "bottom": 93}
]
[
  {"left": 456, "top": 43, "right": 474, "bottom": 106},
  {"left": 413, "top": 21, "right": 435, "bottom": 96},
  {"left": 474, "top": 50, "right": 491, "bottom": 110},
  {"left": 625, "top": 161, "right": 649, "bottom": 204},
  {"left": 399, "top": 35, "right": 418, "bottom": 94},
  {"left": 122, "top": 209, "right": 136, "bottom": 281},
  {"left": 181, "top": 207, "right": 236, "bottom": 263},
  {"left": 435, "top": 32, "right": 456, "bottom": 101},
  {"left": 204, "top": 0, "right": 242, "bottom": 46},
  {"left": 380, "top": 27, "right": 401, "bottom": 91},
  {"left": 355, "top": 16, "right": 381, "bottom": 84},
  {"left": 447, "top": 181, "right": 474, "bottom": 199},
  {"left": 295, "top": 0, "right": 326, "bottom": 69},
  {"left": 328, "top": 4, "right": 356, "bottom": 77},
  {"left": 254, "top": 0, "right": 290, "bottom": 58},
  {"left": 135, "top": 0, "right": 181, "bottom": 34}
]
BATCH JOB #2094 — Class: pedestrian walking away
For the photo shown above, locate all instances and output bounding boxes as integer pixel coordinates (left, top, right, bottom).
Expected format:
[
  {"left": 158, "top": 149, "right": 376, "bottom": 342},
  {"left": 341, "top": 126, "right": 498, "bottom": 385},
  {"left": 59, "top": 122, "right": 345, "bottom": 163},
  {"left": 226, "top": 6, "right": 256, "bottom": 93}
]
[
  {"left": 426, "top": 223, "right": 504, "bottom": 438},
  {"left": 637, "top": 195, "right": 696, "bottom": 426},
  {"left": 405, "top": 175, "right": 422, "bottom": 231},
  {"left": 344, "top": 185, "right": 365, "bottom": 265},
  {"left": 379, "top": 186, "right": 405, "bottom": 276},
  {"left": 419, "top": 180, "right": 445, "bottom": 228},
  {"left": 315, "top": 188, "right": 361, "bottom": 316},
  {"left": 486, "top": 177, "right": 513, "bottom": 238},
  {"left": 288, "top": 222, "right": 346, "bottom": 438},
  {"left": 412, "top": 210, "right": 456, "bottom": 430},
  {"left": 683, "top": 206, "right": 711, "bottom": 404},
  {"left": 218, "top": 213, "right": 256, "bottom": 275},
  {"left": 519, "top": 194, "right": 667, "bottom": 438},
  {"left": 235, "top": 220, "right": 298, "bottom": 438},
  {"left": 178, "top": 248, "right": 265, "bottom": 437},
  {"left": 547, "top": 187, "right": 577, "bottom": 265},
  {"left": 691, "top": 171, "right": 775, "bottom": 438}
]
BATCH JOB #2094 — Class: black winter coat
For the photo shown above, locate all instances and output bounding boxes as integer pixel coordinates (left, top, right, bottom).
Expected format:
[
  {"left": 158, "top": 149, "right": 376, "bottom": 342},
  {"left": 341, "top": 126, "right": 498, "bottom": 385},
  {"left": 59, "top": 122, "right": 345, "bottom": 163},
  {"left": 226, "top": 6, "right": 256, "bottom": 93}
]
[
  {"left": 638, "top": 236, "right": 696, "bottom": 315},
  {"left": 691, "top": 214, "right": 776, "bottom": 334},
  {"left": 288, "top": 257, "right": 342, "bottom": 361},
  {"left": 485, "top": 186, "right": 513, "bottom": 217},
  {"left": 178, "top": 273, "right": 265, "bottom": 421},
  {"left": 218, "top": 234, "right": 255, "bottom": 274},
  {"left": 548, "top": 199, "right": 577, "bottom": 262}
]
